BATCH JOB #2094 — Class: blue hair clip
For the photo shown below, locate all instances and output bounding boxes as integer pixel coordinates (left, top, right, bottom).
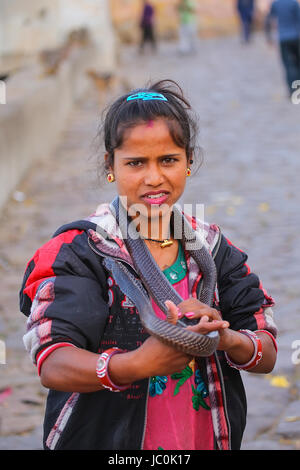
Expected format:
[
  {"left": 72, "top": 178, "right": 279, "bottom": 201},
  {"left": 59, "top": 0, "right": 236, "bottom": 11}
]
[{"left": 126, "top": 92, "right": 168, "bottom": 102}]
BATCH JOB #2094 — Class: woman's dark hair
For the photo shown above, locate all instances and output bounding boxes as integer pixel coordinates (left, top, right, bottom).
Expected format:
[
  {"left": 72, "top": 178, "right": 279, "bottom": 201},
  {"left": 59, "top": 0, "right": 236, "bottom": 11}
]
[{"left": 97, "top": 79, "right": 202, "bottom": 178}]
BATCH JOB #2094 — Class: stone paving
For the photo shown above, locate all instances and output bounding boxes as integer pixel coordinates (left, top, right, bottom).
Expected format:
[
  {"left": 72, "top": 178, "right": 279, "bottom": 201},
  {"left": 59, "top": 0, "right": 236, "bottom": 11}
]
[{"left": 0, "top": 33, "right": 300, "bottom": 450}]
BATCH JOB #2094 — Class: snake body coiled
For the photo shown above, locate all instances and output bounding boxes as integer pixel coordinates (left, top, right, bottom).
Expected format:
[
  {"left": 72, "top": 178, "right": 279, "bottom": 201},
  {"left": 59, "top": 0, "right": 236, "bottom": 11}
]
[{"left": 109, "top": 197, "right": 219, "bottom": 357}]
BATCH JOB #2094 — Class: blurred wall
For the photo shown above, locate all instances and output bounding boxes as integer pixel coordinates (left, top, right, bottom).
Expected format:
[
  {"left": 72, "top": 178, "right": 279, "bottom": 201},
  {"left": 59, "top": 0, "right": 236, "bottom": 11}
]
[
  {"left": 110, "top": 0, "right": 273, "bottom": 43},
  {"left": 59, "top": 0, "right": 116, "bottom": 72},
  {"left": 0, "top": 0, "right": 116, "bottom": 71},
  {"left": 0, "top": 0, "right": 60, "bottom": 56},
  {"left": 0, "top": 0, "right": 117, "bottom": 214}
]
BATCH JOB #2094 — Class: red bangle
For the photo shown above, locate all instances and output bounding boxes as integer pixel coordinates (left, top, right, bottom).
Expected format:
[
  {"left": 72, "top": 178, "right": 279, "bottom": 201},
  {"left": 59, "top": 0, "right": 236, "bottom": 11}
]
[
  {"left": 96, "top": 348, "right": 130, "bottom": 392},
  {"left": 255, "top": 329, "right": 278, "bottom": 352},
  {"left": 36, "top": 342, "right": 76, "bottom": 376},
  {"left": 225, "top": 329, "right": 263, "bottom": 371}
]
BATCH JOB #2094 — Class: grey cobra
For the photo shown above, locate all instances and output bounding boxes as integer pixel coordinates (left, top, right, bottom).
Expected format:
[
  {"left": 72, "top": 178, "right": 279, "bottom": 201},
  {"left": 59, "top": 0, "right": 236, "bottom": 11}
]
[{"left": 110, "top": 197, "right": 220, "bottom": 357}]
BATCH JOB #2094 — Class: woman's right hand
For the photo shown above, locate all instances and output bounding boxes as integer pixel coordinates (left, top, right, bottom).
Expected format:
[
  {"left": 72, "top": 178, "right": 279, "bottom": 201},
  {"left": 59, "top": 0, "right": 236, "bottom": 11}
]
[
  {"left": 132, "top": 335, "right": 193, "bottom": 379},
  {"left": 40, "top": 303, "right": 192, "bottom": 392},
  {"left": 109, "top": 301, "right": 192, "bottom": 384}
]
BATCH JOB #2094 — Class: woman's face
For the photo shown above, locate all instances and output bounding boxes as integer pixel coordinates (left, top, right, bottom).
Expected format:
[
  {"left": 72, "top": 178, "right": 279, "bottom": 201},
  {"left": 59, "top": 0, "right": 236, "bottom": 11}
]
[{"left": 107, "top": 119, "right": 190, "bottom": 222}]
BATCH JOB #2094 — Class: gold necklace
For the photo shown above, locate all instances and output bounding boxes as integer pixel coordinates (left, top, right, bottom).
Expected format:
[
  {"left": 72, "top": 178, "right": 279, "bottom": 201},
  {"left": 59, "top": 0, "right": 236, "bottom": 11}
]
[{"left": 142, "top": 237, "right": 174, "bottom": 248}]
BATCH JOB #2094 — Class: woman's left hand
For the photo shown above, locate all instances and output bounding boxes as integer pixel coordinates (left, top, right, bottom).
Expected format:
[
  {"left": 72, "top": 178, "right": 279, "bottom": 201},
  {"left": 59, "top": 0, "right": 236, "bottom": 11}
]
[
  {"left": 164, "top": 299, "right": 277, "bottom": 373},
  {"left": 165, "top": 298, "right": 231, "bottom": 350}
]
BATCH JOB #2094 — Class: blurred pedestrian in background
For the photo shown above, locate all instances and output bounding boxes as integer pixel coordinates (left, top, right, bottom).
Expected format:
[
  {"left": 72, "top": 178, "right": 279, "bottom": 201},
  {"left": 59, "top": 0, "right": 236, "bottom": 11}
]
[
  {"left": 265, "top": 0, "right": 300, "bottom": 96},
  {"left": 236, "top": 0, "right": 255, "bottom": 43},
  {"left": 139, "top": 0, "right": 156, "bottom": 54},
  {"left": 177, "top": 0, "right": 198, "bottom": 55}
]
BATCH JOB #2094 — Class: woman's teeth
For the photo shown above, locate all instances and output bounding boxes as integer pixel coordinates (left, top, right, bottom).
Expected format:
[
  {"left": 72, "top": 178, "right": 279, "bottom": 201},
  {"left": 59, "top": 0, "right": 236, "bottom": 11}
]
[{"left": 146, "top": 193, "right": 166, "bottom": 199}]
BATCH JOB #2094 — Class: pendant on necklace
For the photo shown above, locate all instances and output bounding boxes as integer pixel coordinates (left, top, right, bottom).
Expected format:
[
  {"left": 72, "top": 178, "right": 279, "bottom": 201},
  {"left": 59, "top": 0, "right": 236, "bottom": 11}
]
[{"left": 160, "top": 239, "right": 174, "bottom": 248}]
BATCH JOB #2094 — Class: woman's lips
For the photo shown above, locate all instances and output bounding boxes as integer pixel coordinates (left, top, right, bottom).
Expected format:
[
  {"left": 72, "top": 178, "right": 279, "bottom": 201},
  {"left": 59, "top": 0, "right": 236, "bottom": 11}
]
[{"left": 141, "top": 192, "right": 169, "bottom": 205}]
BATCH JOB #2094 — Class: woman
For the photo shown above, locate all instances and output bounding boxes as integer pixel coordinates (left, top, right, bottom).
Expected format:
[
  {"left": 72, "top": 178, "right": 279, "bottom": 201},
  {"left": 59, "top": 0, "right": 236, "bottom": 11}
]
[
  {"left": 139, "top": 1, "right": 156, "bottom": 54},
  {"left": 236, "top": 0, "right": 255, "bottom": 43},
  {"left": 178, "top": 0, "right": 198, "bottom": 55},
  {"left": 20, "top": 80, "right": 277, "bottom": 450}
]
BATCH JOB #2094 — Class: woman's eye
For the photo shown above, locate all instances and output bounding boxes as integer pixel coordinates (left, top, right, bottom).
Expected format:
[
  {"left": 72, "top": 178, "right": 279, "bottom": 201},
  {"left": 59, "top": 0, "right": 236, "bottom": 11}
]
[
  {"left": 127, "top": 160, "right": 142, "bottom": 167},
  {"left": 163, "top": 157, "right": 177, "bottom": 164},
  {"left": 126, "top": 158, "right": 178, "bottom": 167}
]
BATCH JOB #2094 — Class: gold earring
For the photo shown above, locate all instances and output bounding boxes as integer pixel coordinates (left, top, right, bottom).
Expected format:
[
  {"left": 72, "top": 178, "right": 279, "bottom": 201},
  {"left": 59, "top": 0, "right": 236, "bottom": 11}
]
[
  {"left": 107, "top": 173, "right": 115, "bottom": 183},
  {"left": 186, "top": 168, "right": 191, "bottom": 177}
]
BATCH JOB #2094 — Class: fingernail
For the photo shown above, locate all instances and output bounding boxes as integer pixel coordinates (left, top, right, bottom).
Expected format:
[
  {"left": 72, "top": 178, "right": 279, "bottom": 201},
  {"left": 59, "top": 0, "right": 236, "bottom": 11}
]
[
  {"left": 185, "top": 312, "right": 194, "bottom": 318},
  {"left": 177, "top": 310, "right": 183, "bottom": 318}
]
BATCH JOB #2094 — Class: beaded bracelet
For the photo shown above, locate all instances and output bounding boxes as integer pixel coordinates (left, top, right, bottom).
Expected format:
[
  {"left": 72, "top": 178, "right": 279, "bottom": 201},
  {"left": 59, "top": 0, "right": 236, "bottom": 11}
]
[
  {"left": 224, "top": 329, "right": 263, "bottom": 371},
  {"left": 96, "top": 347, "right": 130, "bottom": 392}
]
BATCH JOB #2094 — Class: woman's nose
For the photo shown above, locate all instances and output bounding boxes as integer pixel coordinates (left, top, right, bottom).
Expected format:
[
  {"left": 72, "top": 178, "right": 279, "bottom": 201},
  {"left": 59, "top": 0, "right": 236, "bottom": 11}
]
[{"left": 143, "top": 165, "right": 165, "bottom": 186}]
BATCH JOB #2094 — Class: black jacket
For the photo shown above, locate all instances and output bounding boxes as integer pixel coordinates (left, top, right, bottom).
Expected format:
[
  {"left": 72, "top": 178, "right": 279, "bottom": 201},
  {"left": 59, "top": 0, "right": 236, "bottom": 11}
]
[{"left": 20, "top": 203, "right": 277, "bottom": 450}]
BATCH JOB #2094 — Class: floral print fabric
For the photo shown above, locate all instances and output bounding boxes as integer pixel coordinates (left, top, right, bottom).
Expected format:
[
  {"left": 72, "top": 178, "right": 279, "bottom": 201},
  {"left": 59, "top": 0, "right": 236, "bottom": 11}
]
[{"left": 142, "top": 255, "right": 214, "bottom": 450}]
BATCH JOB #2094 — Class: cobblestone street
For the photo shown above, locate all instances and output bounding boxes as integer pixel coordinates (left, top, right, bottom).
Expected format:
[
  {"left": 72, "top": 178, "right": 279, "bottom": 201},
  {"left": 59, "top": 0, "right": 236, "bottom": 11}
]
[{"left": 0, "top": 33, "right": 299, "bottom": 450}]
